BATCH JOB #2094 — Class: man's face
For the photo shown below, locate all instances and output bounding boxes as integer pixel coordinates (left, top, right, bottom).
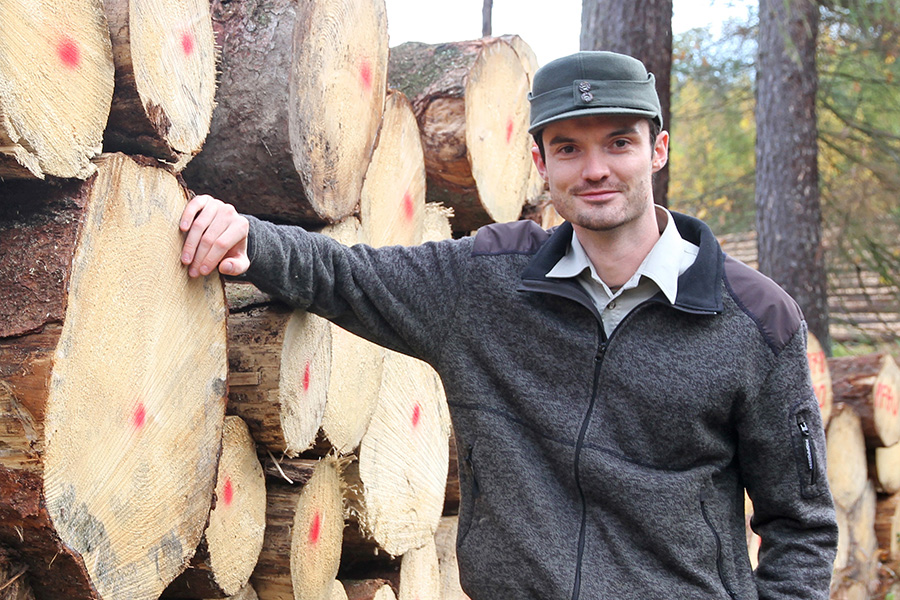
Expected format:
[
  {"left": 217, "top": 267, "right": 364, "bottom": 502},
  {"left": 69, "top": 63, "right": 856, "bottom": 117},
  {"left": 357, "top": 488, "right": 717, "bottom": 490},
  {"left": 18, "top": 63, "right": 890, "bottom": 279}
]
[{"left": 533, "top": 115, "right": 668, "bottom": 235}]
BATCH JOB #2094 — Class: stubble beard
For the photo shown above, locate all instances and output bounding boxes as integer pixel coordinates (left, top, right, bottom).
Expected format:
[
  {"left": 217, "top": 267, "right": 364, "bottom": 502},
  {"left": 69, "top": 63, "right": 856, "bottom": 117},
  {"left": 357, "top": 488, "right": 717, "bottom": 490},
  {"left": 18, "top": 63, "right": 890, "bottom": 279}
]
[{"left": 552, "top": 177, "right": 652, "bottom": 233}]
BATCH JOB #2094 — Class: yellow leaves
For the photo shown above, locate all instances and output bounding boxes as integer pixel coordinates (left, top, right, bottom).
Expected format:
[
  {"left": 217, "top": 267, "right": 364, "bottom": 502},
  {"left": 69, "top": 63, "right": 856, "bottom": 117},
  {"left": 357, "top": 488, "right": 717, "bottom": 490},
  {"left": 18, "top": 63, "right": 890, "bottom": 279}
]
[{"left": 886, "top": 54, "right": 897, "bottom": 65}]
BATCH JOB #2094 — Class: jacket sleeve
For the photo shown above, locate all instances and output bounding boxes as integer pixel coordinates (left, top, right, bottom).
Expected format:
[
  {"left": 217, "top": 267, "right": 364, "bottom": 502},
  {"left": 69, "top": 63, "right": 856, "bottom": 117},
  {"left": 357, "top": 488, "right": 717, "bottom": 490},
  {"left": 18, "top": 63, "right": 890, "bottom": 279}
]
[
  {"left": 737, "top": 322, "right": 838, "bottom": 600},
  {"left": 240, "top": 215, "right": 472, "bottom": 364}
]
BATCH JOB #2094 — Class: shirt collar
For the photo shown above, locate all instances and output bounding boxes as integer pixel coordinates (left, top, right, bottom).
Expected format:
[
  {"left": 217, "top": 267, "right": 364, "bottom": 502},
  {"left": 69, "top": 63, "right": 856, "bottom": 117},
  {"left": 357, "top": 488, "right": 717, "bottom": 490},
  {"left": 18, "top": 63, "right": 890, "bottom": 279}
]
[{"left": 545, "top": 206, "right": 699, "bottom": 304}]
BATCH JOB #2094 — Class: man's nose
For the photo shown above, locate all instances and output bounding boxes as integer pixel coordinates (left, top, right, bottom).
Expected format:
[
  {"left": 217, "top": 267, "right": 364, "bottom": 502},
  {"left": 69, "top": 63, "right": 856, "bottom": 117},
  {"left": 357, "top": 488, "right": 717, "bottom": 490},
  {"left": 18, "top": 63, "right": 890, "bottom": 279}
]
[{"left": 582, "top": 149, "right": 610, "bottom": 181}]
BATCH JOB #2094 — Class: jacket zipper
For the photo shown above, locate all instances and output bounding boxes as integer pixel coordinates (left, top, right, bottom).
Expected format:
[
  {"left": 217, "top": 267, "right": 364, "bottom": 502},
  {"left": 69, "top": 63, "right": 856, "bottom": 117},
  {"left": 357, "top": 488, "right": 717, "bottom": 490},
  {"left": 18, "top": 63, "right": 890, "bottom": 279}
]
[
  {"left": 700, "top": 497, "right": 738, "bottom": 600},
  {"left": 797, "top": 414, "right": 816, "bottom": 485},
  {"left": 570, "top": 336, "right": 607, "bottom": 600}
]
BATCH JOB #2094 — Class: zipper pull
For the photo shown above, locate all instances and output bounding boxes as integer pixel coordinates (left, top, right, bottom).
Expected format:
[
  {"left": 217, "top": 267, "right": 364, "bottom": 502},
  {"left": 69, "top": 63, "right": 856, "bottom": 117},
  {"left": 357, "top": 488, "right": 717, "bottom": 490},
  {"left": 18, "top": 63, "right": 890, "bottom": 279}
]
[
  {"left": 796, "top": 415, "right": 815, "bottom": 485},
  {"left": 596, "top": 341, "right": 607, "bottom": 361}
]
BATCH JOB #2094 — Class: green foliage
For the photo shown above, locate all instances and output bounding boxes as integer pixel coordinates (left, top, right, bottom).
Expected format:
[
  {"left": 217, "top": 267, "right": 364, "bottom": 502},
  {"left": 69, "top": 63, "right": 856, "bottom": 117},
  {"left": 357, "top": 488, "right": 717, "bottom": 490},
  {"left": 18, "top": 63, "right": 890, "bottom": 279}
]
[{"left": 670, "top": 3, "right": 900, "bottom": 343}]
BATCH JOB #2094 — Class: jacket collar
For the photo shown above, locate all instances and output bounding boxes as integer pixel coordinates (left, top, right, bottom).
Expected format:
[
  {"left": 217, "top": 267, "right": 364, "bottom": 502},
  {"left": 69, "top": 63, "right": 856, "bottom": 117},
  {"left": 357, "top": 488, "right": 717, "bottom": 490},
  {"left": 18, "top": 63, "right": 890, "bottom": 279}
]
[{"left": 517, "top": 212, "right": 724, "bottom": 315}]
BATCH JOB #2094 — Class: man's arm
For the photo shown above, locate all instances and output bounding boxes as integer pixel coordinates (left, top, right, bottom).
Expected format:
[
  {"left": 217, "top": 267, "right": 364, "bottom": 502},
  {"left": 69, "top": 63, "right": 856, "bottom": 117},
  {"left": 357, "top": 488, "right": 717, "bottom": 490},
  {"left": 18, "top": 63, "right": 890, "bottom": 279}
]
[
  {"left": 179, "top": 195, "right": 471, "bottom": 363},
  {"left": 738, "top": 323, "right": 838, "bottom": 599}
]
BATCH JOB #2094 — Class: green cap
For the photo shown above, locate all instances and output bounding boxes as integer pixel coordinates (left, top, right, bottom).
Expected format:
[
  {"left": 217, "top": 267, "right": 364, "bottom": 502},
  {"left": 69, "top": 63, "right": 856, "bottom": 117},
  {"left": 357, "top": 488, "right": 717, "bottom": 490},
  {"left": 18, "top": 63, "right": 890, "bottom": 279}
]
[{"left": 528, "top": 51, "right": 662, "bottom": 134}]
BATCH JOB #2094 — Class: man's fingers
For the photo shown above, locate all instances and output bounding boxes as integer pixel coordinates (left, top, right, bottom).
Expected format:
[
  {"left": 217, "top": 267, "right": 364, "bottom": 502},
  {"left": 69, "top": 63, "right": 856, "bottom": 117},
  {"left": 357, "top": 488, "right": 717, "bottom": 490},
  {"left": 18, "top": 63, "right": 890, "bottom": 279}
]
[
  {"left": 180, "top": 194, "right": 212, "bottom": 232},
  {"left": 188, "top": 211, "right": 250, "bottom": 278},
  {"left": 181, "top": 199, "right": 221, "bottom": 267}
]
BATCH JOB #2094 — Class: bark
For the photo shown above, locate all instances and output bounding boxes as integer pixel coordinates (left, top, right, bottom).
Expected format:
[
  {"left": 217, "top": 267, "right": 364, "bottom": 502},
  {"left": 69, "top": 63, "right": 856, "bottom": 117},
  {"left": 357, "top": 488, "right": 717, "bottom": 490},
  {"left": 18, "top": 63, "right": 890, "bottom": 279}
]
[
  {"left": 388, "top": 39, "right": 532, "bottom": 232},
  {"left": 342, "top": 581, "right": 397, "bottom": 600},
  {"left": 182, "top": 0, "right": 388, "bottom": 225},
  {"left": 756, "top": 0, "right": 830, "bottom": 350},
  {"left": 0, "top": 153, "right": 228, "bottom": 600},
  {"left": 0, "top": 0, "right": 113, "bottom": 179},
  {"left": 580, "top": 0, "right": 673, "bottom": 207}
]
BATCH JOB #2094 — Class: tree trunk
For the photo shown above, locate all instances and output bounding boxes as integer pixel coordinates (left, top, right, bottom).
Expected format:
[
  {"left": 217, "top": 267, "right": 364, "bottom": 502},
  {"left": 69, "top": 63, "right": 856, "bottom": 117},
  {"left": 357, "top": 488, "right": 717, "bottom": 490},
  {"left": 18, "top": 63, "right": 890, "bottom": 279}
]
[
  {"left": 579, "top": 0, "right": 672, "bottom": 208},
  {"left": 874, "top": 442, "right": 900, "bottom": 494},
  {"left": 434, "top": 517, "right": 469, "bottom": 600},
  {"left": 101, "top": 0, "right": 216, "bottom": 168},
  {"left": 0, "top": 153, "right": 228, "bottom": 600},
  {"left": 756, "top": 0, "right": 830, "bottom": 351},
  {"left": 388, "top": 39, "right": 532, "bottom": 233},
  {"left": 182, "top": 0, "right": 388, "bottom": 225},
  {"left": 481, "top": 0, "right": 492, "bottom": 37},
  {"left": 828, "top": 353, "right": 900, "bottom": 448},
  {"left": 162, "top": 417, "right": 266, "bottom": 599},
  {"left": 225, "top": 294, "right": 332, "bottom": 457},
  {"left": 0, "top": 0, "right": 113, "bottom": 180}
]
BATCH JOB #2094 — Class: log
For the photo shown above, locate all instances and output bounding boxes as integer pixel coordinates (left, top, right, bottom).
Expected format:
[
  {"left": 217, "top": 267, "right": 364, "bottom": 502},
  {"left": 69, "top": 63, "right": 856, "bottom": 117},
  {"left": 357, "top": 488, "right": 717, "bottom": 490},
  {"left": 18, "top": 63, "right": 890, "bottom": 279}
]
[
  {"left": 0, "top": 0, "right": 114, "bottom": 179},
  {"left": 0, "top": 153, "right": 228, "bottom": 600},
  {"left": 226, "top": 299, "right": 332, "bottom": 457},
  {"left": 444, "top": 432, "right": 460, "bottom": 516},
  {"left": 0, "top": 549, "right": 34, "bottom": 600},
  {"left": 163, "top": 416, "right": 267, "bottom": 598},
  {"left": 422, "top": 203, "right": 454, "bottom": 244},
  {"left": 251, "top": 456, "right": 344, "bottom": 600},
  {"left": 827, "top": 403, "right": 869, "bottom": 511},
  {"left": 342, "top": 581, "right": 396, "bottom": 600},
  {"left": 831, "top": 481, "right": 878, "bottom": 600},
  {"left": 874, "top": 442, "right": 900, "bottom": 494},
  {"left": 319, "top": 220, "right": 385, "bottom": 455},
  {"left": 348, "top": 353, "right": 451, "bottom": 557},
  {"left": 497, "top": 34, "right": 545, "bottom": 206},
  {"left": 331, "top": 581, "right": 349, "bottom": 600},
  {"left": 388, "top": 38, "right": 532, "bottom": 232},
  {"left": 182, "top": 0, "right": 388, "bottom": 225},
  {"left": 205, "top": 584, "right": 259, "bottom": 600},
  {"left": 397, "top": 539, "right": 440, "bottom": 600},
  {"left": 102, "top": 0, "right": 216, "bottom": 168},
  {"left": 743, "top": 493, "right": 762, "bottom": 571},
  {"left": 829, "top": 353, "right": 900, "bottom": 448},
  {"left": 875, "top": 492, "right": 900, "bottom": 570},
  {"left": 807, "top": 331, "right": 834, "bottom": 426},
  {"left": 434, "top": 516, "right": 469, "bottom": 600},
  {"left": 359, "top": 90, "right": 426, "bottom": 248}
]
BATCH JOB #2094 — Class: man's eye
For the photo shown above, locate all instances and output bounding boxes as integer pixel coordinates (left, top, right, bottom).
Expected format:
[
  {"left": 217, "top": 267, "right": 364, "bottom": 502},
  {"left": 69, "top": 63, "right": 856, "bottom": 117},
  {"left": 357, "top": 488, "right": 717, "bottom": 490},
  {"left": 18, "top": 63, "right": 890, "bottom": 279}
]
[
  {"left": 559, "top": 145, "right": 576, "bottom": 154},
  {"left": 613, "top": 139, "right": 630, "bottom": 148}
]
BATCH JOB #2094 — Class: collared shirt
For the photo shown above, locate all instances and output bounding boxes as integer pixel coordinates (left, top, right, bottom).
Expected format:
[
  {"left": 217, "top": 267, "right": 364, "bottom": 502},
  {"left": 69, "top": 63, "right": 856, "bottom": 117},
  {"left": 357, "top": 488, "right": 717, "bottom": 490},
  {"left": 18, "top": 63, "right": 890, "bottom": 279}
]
[{"left": 546, "top": 206, "right": 700, "bottom": 337}]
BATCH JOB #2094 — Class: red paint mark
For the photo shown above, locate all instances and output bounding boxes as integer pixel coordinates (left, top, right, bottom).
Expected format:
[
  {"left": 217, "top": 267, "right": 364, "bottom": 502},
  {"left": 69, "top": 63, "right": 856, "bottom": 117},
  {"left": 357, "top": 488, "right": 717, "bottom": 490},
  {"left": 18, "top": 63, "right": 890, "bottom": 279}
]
[
  {"left": 223, "top": 477, "right": 234, "bottom": 507},
  {"left": 412, "top": 403, "right": 421, "bottom": 428},
  {"left": 506, "top": 118, "right": 514, "bottom": 144},
  {"left": 56, "top": 36, "right": 80, "bottom": 69},
  {"left": 303, "top": 361, "right": 311, "bottom": 393},
  {"left": 360, "top": 59, "right": 373, "bottom": 92},
  {"left": 133, "top": 402, "right": 146, "bottom": 429},
  {"left": 402, "top": 191, "right": 414, "bottom": 221},
  {"left": 181, "top": 32, "right": 195, "bottom": 56},
  {"left": 308, "top": 512, "right": 321, "bottom": 545}
]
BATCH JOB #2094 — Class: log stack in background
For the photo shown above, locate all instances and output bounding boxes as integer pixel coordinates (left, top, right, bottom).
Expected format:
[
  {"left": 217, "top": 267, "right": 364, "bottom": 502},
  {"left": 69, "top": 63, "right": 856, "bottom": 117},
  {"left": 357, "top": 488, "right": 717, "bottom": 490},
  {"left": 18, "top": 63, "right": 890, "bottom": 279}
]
[{"left": 0, "top": 0, "right": 547, "bottom": 598}]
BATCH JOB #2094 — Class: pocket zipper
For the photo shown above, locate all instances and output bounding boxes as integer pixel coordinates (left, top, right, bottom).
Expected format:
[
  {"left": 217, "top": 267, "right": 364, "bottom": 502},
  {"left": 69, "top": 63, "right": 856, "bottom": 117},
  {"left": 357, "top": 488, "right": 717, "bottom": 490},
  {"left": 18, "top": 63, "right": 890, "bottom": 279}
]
[{"left": 797, "top": 415, "right": 816, "bottom": 485}]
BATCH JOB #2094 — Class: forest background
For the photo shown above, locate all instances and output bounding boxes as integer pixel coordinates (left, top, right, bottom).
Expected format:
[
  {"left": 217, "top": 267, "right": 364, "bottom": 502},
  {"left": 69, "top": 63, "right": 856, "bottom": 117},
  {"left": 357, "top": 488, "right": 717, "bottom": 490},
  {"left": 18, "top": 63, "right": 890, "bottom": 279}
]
[{"left": 670, "top": 2, "right": 900, "bottom": 356}]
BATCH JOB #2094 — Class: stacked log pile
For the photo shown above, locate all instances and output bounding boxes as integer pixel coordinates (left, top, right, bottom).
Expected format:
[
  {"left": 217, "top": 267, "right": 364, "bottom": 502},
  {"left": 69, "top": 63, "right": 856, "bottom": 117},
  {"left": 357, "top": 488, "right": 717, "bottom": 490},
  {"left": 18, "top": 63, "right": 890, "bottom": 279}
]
[{"left": 3, "top": 0, "right": 539, "bottom": 598}]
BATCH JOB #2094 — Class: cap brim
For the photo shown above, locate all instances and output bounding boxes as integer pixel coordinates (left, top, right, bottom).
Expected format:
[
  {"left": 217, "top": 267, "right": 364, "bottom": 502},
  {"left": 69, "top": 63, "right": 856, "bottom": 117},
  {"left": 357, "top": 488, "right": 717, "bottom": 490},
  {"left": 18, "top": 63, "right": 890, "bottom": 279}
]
[{"left": 528, "top": 106, "right": 660, "bottom": 135}]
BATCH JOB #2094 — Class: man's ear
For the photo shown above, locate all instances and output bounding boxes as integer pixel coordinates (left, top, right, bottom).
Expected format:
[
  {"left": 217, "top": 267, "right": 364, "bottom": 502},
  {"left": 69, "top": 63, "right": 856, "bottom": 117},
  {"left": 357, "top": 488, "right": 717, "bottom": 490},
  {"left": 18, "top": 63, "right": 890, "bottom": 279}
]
[
  {"left": 532, "top": 143, "right": 548, "bottom": 181},
  {"left": 652, "top": 130, "right": 669, "bottom": 173}
]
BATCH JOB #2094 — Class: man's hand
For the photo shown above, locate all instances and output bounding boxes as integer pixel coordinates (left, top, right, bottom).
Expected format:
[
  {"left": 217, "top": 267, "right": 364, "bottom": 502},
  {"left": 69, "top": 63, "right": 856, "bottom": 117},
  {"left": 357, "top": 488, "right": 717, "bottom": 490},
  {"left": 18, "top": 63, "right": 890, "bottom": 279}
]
[{"left": 180, "top": 194, "right": 250, "bottom": 278}]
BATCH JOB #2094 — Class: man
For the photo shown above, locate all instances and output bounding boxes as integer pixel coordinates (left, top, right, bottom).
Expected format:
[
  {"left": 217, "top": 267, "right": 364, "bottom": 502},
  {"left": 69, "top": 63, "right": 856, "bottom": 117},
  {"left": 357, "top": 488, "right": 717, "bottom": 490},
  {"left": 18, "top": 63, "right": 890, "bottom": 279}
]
[{"left": 181, "top": 52, "right": 837, "bottom": 599}]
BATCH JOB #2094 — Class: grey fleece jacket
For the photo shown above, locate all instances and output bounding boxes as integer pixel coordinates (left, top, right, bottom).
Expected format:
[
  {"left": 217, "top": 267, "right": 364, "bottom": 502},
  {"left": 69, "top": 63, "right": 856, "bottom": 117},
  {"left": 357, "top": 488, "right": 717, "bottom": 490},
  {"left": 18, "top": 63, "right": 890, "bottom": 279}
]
[{"left": 242, "top": 211, "right": 838, "bottom": 600}]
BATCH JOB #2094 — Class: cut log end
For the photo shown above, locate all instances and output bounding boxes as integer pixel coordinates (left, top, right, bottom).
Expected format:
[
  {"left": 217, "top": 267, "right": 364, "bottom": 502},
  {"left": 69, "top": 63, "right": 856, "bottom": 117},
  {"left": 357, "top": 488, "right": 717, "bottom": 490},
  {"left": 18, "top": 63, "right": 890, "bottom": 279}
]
[{"left": 0, "top": 0, "right": 113, "bottom": 179}]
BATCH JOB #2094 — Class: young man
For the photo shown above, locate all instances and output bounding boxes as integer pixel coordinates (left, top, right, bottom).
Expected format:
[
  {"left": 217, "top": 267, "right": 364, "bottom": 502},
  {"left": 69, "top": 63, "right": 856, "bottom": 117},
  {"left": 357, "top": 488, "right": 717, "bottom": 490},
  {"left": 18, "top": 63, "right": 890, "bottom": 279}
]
[{"left": 182, "top": 52, "right": 837, "bottom": 599}]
